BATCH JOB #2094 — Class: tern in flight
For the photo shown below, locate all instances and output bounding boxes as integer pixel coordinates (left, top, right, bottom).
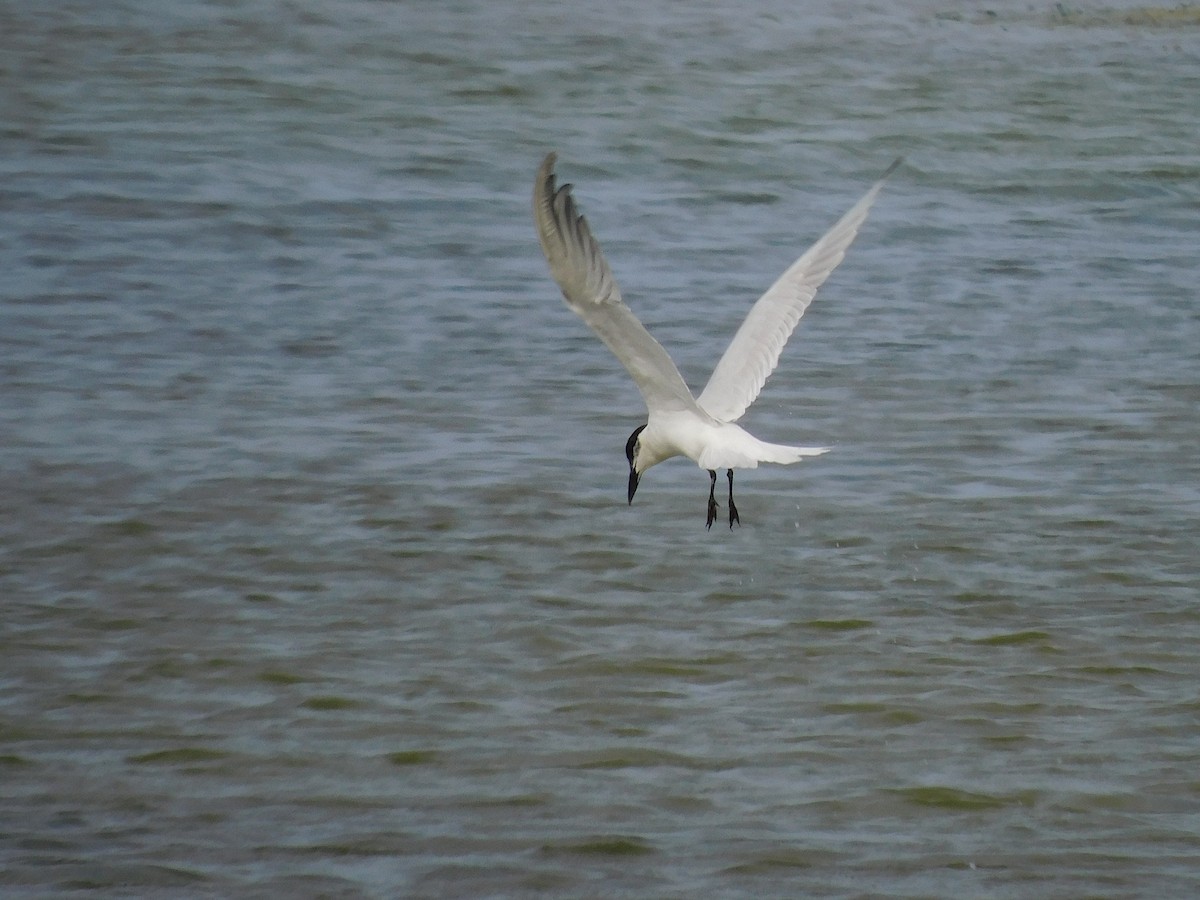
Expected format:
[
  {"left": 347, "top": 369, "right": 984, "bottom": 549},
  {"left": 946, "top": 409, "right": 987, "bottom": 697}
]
[{"left": 533, "top": 153, "right": 899, "bottom": 529}]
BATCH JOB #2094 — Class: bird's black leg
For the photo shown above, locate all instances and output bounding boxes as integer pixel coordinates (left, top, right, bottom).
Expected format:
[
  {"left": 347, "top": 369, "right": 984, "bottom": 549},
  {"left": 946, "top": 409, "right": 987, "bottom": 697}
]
[
  {"left": 706, "top": 469, "right": 718, "bottom": 530},
  {"left": 727, "top": 469, "right": 740, "bottom": 529}
]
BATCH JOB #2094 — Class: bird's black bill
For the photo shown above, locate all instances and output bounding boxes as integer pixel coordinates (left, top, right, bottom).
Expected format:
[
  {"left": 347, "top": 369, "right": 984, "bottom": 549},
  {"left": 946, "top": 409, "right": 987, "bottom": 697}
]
[{"left": 627, "top": 468, "right": 640, "bottom": 504}]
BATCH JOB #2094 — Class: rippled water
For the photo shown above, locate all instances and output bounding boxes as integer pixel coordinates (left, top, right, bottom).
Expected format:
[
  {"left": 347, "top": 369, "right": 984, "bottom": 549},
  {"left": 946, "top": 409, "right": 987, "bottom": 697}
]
[{"left": 4, "top": 1, "right": 1200, "bottom": 896}]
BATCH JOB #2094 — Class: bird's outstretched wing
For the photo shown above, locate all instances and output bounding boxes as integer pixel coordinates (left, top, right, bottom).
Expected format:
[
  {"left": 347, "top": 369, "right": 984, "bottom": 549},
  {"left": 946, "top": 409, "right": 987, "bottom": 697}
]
[
  {"left": 696, "top": 158, "right": 902, "bottom": 424},
  {"left": 533, "top": 153, "right": 703, "bottom": 417}
]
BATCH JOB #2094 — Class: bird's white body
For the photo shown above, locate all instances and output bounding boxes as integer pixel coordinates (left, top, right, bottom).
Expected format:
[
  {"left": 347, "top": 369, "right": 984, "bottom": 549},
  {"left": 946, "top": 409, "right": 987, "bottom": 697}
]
[
  {"left": 532, "top": 152, "right": 898, "bottom": 526},
  {"left": 639, "top": 411, "right": 827, "bottom": 473}
]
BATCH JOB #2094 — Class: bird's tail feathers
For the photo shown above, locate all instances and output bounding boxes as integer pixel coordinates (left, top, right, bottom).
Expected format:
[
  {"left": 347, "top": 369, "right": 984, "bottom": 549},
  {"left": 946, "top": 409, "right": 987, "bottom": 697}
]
[
  {"left": 760, "top": 442, "right": 831, "bottom": 465},
  {"left": 696, "top": 436, "right": 831, "bottom": 470}
]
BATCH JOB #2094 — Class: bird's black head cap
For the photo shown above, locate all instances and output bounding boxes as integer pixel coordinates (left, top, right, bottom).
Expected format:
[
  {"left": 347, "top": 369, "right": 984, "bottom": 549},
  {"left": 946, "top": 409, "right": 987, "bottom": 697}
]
[
  {"left": 625, "top": 424, "right": 647, "bottom": 504},
  {"left": 625, "top": 424, "right": 647, "bottom": 466}
]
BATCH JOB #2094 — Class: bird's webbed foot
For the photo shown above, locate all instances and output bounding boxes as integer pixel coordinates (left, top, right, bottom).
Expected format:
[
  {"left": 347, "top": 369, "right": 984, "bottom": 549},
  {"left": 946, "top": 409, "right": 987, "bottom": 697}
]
[{"left": 705, "top": 469, "right": 718, "bottom": 530}]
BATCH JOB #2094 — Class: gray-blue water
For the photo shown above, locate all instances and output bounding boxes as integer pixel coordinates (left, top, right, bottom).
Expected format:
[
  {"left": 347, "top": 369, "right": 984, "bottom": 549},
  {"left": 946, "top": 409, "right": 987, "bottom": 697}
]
[{"left": 3, "top": 1, "right": 1199, "bottom": 896}]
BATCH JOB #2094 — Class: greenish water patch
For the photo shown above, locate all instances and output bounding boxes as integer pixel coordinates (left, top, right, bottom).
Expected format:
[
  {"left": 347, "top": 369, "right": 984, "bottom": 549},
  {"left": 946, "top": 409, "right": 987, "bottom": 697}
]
[
  {"left": 450, "top": 82, "right": 528, "bottom": 100},
  {"left": 972, "top": 630, "right": 1052, "bottom": 647},
  {"left": 442, "top": 699, "right": 489, "bottom": 712},
  {"left": 542, "top": 836, "right": 656, "bottom": 857},
  {"left": 611, "top": 725, "right": 649, "bottom": 738},
  {"left": 359, "top": 516, "right": 408, "bottom": 531},
  {"left": 128, "top": 748, "right": 229, "bottom": 765},
  {"left": 467, "top": 793, "right": 549, "bottom": 808},
  {"left": 1087, "top": 570, "right": 1141, "bottom": 586},
  {"left": 65, "top": 692, "right": 114, "bottom": 704},
  {"left": 805, "top": 619, "right": 874, "bottom": 631},
  {"left": 570, "top": 747, "right": 715, "bottom": 770},
  {"left": 140, "top": 659, "right": 188, "bottom": 678},
  {"left": 711, "top": 191, "right": 780, "bottom": 205},
  {"left": 634, "top": 660, "right": 715, "bottom": 677},
  {"left": 821, "top": 535, "right": 871, "bottom": 548},
  {"left": 86, "top": 617, "right": 142, "bottom": 632},
  {"left": 62, "top": 863, "right": 210, "bottom": 889},
  {"left": 953, "top": 590, "right": 1012, "bottom": 604},
  {"left": 824, "top": 702, "right": 923, "bottom": 725},
  {"left": 259, "top": 670, "right": 308, "bottom": 685},
  {"left": 982, "top": 734, "right": 1029, "bottom": 747},
  {"left": 892, "top": 786, "right": 1033, "bottom": 811},
  {"left": 385, "top": 750, "right": 438, "bottom": 766},
  {"left": 561, "top": 654, "right": 738, "bottom": 680},
  {"left": 302, "top": 696, "right": 361, "bottom": 711},
  {"left": 104, "top": 518, "right": 156, "bottom": 537},
  {"left": 725, "top": 848, "right": 838, "bottom": 873},
  {"left": 1050, "top": 4, "right": 1200, "bottom": 27},
  {"left": 305, "top": 833, "right": 409, "bottom": 856},
  {"left": 824, "top": 701, "right": 889, "bottom": 714}
]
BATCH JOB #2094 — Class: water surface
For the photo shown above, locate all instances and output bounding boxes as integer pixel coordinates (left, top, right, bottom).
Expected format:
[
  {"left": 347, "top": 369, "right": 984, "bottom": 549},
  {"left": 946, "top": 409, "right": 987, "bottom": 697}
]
[{"left": 3, "top": 1, "right": 1199, "bottom": 896}]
